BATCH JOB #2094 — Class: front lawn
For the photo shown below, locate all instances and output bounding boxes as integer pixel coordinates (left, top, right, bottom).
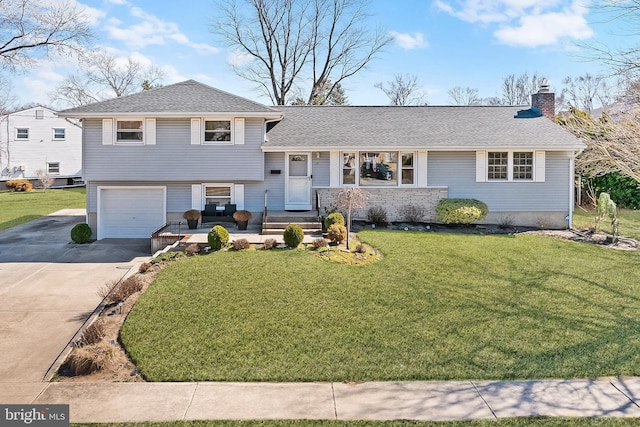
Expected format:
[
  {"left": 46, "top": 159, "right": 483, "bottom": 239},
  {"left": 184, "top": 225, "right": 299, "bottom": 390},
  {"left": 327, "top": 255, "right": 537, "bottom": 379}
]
[
  {"left": 573, "top": 207, "right": 640, "bottom": 241},
  {"left": 121, "top": 230, "right": 640, "bottom": 382},
  {"left": 0, "top": 187, "right": 86, "bottom": 231}
]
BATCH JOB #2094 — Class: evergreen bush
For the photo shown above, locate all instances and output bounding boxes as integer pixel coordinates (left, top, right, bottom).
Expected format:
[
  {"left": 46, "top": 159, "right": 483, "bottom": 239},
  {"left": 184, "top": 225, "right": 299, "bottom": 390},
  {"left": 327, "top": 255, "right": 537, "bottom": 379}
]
[
  {"left": 208, "top": 225, "right": 229, "bottom": 250},
  {"left": 283, "top": 224, "right": 304, "bottom": 248},
  {"left": 70, "top": 223, "right": 92, "bottom": 243},
  {"left": 436, "top": 199, "right": 488, "bottom": 224}
]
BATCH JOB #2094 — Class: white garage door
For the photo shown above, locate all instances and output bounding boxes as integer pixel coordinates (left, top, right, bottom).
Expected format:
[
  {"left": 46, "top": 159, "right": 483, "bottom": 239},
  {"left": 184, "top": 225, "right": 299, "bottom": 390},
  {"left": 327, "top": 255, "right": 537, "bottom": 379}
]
[{"left": 98, "top": 187, "right": 166, "bottom": 239}]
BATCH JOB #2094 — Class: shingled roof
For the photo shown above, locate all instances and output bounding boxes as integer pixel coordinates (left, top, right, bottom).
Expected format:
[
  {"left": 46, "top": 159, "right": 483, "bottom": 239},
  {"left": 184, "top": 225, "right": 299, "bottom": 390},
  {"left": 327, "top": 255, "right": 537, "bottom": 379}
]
[
  {"left": 264, "top": 105, "right": 585, "bottom": 151},
  {"left": 58, "top": 80, "right": 280, "bottom": 117}
]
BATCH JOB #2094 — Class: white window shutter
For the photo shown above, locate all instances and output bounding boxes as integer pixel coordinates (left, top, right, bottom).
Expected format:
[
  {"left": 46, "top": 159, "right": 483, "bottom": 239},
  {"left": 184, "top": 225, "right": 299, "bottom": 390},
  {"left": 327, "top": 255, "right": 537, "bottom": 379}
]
[
  {"left": 329, "top": 152, "right": 340, "bottom": 187},
  {"left": 191, "top": 184, "right": 202, "bottom": 210},
  {"left": 234, "top": 118, "right": 245, "bottom": 145},
  {"left": 417, "top": 151, "right": 428, "bottom": 187},
  {"left": 535, "top": 151, "right": 546, "bottom": 182},
  {"left": 234, "top": 184, "right": 245, "bottom": 210},
  {"left": 476, "top": 151, "right": 486, "bottom": 182},
  {"left": 145, "top": 118, "right": 156, "bottom": 145},
  {"left": 191, "top": 118, "right": 201, "bottom": 145},
  {"left": 102, "top": 119, "right": 113, "bottom": 145}
]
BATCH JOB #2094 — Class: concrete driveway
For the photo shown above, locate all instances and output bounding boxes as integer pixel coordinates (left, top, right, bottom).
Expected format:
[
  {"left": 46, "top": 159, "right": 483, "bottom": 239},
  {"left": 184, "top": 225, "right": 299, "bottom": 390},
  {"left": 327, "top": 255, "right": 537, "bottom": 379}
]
[{"left": 0, "top": 209, "right": 150, "bottom": 401}]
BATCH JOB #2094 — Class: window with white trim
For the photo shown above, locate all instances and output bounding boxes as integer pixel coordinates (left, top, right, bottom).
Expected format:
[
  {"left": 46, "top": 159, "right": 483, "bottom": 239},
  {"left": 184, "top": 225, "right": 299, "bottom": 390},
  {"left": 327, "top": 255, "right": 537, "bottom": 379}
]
[
  {"left": 116, "top": 120, "right": 143, "bottom": 143},
  {"left": 47, "top": 162, "right": 60, "bottom": 174},
  {"left": 204, "top": 185, "right": 232, "bottom": 206},
  {"left": 401, "top": 153, "right": 414, "bottom": 185},
  {"left": 204, "top": 120, "right": 231, "bottom": 142},
  {"left": 52, "top": 128, "right": 65, "bottom": 140},
  {"left": 487, "top": 151, "right": 534, "bottom": 181},
  {"left": 16, "top": 128, "right": 29, "bottom": 140},
  {"left": 339, "top": 151, "right": 416, "bottom": 187},
  {"left": 513, "top": 152, "right": 533, "bottom": 180}
]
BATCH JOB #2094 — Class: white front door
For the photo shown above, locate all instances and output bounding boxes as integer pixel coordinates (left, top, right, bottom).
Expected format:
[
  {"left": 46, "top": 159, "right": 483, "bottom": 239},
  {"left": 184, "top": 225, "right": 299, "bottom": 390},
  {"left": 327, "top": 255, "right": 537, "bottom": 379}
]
[{"left": 285, "top": 153, "right": 312, "bottom": 210}]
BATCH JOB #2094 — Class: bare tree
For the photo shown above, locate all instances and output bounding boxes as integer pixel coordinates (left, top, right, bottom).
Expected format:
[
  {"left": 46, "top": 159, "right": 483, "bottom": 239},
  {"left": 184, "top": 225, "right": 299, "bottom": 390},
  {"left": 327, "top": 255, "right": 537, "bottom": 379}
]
[
  {"left": 0, "top": 0, "right": 93, "bottom": 72},
  {"left": 35, "top": 169, "right": 54, "bottom": 191},
  {"left": 334, "top": 187, "right": 367, "bottom": 249},
  {"left": 448, "top": 86, "right": 480, "bottom": 106},
  {"left": 375, "top": 74, "right": 426, "bottom": 106},
  {"left": 561, "top": 73, "right": 614, "bottom": 114},
  {"left": 51, "top": 51, "right": 165, "bottom": 107},
  {"left": 212, "top": 0, "right": 391, "bottom": 105},
  {"left": 561, "top": 107, "right": 640, "bottom": 184},
  {"left": 500, "top": 72, "right": 544, "bottom": 105},
  {"left": 291, "top": 80, "right": 348, "bottom": 105}
]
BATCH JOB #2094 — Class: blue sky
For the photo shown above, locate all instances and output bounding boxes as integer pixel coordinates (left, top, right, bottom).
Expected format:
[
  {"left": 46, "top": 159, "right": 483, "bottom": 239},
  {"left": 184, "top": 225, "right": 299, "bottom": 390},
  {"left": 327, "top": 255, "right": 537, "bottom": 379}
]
[{"left": 10, "top": 0, "right": 630, "bottom": 107}]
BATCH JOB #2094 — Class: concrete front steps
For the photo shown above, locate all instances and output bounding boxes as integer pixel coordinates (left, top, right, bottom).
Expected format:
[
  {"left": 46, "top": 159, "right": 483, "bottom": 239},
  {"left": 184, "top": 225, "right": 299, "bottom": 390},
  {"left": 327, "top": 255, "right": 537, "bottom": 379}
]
[{"left": 262, "top": 211, "right": 323, "bottom": 236}]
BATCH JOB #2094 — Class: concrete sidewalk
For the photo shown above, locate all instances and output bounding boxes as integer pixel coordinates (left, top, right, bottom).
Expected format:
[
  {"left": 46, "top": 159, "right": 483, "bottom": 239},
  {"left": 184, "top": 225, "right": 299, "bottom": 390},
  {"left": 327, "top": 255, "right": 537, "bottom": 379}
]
[{"left": 1, "top": 378, "right": 639, "bottom": 423}]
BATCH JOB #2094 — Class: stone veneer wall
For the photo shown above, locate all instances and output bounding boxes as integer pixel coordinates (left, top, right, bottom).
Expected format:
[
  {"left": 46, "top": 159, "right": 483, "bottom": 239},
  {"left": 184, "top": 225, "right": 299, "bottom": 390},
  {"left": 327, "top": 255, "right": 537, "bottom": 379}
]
[{"left": 316, "top": 187, "right": 449, "bottom": 222}]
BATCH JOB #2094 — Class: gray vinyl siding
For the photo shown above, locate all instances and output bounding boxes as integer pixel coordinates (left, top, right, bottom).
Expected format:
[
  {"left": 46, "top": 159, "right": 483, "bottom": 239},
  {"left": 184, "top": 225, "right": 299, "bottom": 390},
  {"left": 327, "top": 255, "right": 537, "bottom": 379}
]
[
  {"left": 312, "top": 152, "right": 330, "bottom": 187},
  {"left": 244, "top": 153, "right": 286, "bottom": 211},
  {"left": 84, "top": 118, "right": 265, "bottom": 181},
  {"left": 427, "top": 151, "right": 570, "bottom": 211}
]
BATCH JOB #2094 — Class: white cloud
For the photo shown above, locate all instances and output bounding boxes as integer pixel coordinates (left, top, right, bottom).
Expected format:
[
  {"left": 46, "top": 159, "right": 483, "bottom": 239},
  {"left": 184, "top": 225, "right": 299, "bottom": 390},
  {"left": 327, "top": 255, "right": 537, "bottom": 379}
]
[
  {"left": 161, "top": 65, "right": 187, "bottom": 84},
  {"left": 104, "top": 5, "right": 219, "bottom": 54},
  {"left": 227, "top": 50, "right": 254, "bottom": 67},
  {"left": 389, "top": 31, "right": 427, "bottom": 50},
  {"left": 434, "top": 0, "right": 594, "bottom": 47}
]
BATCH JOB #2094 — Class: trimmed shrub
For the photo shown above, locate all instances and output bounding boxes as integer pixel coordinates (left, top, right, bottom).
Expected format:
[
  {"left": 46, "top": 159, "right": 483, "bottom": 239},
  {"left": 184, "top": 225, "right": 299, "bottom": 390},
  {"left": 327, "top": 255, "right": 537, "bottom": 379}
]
[
  {"left": 324, "top": 212, "right": 345, "bottom": 230},
  {"left": 184, "top": 243, "right": 200, "bottom": 256},
  {"left": 312, "top": 237, "right": 328, "bottom": 249},
  {"left": 367, "top": 206, "right": 388, "bottom": 226},
  {"left": 71, "top": 223, "right": 92, "bottom": 243},
  {"left": 283, "top": 224, "right": 304, "bottom": 248},
  {"left": 327, "top": 223, "right": 347, "bottom": 244},
  {"left": 5, "top": 179, "right": 32, "bottom": 192},
  {"left": 436, "top": 198, "right": 488, "bottom": 224},
  {"left": 232, "top": 238, "right": 251, "bottom": 250},
  {"left": 208, "top": 225, "right": 229, "bottom": 250},
  {"left": 138, "top": 262, "right": 153, "bottom": 273},
  {"left": 399, "top": 205, "right": 425, "bottom": 223},
  {"left": 263, "top": 238, "right": 277, "bottom": 249}
]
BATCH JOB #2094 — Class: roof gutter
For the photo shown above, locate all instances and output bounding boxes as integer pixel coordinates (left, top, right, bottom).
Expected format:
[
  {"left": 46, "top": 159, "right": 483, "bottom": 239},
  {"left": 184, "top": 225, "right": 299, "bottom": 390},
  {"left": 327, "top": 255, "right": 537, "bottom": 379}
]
[{"left": 57, "top": 111, "right": 284, "bottom": 119}]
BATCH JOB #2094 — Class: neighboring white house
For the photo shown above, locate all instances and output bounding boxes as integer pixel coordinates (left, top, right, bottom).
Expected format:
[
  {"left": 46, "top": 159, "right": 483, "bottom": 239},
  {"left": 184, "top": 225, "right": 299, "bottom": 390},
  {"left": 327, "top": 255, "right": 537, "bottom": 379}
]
[{"left": 0, "top": 106, "right": 83, "bottom": 185}]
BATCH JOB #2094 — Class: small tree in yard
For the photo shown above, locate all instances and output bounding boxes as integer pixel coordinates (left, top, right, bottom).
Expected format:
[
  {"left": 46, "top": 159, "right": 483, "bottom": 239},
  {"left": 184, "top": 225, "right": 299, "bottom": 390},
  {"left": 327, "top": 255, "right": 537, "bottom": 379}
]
[
  {"left": 596, "top": 192, "right": 619, "bottom": 241},
  {"left": 334, "top": 188, "right": 367, "bottom": 249},
  {"left": 35, "top": 169, "right": 54, "bottom": 191}
]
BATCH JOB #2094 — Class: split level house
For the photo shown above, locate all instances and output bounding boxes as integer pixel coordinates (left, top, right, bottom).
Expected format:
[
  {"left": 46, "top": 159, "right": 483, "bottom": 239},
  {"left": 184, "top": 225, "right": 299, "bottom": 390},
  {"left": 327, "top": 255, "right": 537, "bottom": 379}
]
[
  {"left": 0, "top": 106, "right": 83, "bottom": 185},
  {"left": 58, "top": 80, "right": 585, "bottom": 240}
]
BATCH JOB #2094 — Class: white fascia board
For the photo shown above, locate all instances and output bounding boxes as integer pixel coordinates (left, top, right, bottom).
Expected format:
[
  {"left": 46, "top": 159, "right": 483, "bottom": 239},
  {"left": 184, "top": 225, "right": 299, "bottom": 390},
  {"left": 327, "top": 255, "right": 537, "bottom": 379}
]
[
  {"left": 261, "top": 145, "right": 584, "bottom": 152},
  {"left": 58, "top": 111, "right": 283, "bottom": 119}
]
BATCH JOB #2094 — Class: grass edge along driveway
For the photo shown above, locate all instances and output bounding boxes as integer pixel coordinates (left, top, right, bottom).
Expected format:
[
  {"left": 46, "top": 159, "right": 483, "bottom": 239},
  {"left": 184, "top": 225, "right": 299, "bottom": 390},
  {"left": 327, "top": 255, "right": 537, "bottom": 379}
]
[
  {"left": 0, "top": 187, "right": 86, "bottom": 231},
  {"left": 121, "top": 230, "right": 640, "bottom": 382}
]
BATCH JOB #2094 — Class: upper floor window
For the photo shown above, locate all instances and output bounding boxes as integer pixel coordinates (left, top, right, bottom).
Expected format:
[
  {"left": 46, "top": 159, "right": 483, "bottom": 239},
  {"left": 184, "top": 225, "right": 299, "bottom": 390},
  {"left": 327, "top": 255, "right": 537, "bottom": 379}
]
[
  {"left": 513, "top": 152, "right": 533, "bottom": 180},
  {"left": 36, "top": 109, "right": 44, "bottom": 119},
  {"left": 488, "top": 152, "right": 508, "bottom": 180},
  {"left": 16, "top": 128, "right": 29, "bottom": 140},
  {"left": 204, "top": 120, "right": 231, "bottom": 142},
  {"left": 116, "top": 120, "right": 143, "bottom": 143},
  {"left": 53, "top": 128, "right": 65, "bottom": 140}
]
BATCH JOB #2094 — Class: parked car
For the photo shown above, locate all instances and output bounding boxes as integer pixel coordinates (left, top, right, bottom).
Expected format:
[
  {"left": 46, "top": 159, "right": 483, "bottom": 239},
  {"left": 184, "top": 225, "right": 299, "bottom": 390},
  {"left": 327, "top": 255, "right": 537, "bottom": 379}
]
[{"left": 361, "top": 161, "right": 393, "bottom": 180}]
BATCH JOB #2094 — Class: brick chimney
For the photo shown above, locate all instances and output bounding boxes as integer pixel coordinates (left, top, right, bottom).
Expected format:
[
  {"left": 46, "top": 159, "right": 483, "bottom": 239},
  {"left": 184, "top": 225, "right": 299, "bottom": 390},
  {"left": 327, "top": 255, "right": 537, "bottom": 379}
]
[{"left": 531, "top": 80, "right": 555, "bottom": 120}]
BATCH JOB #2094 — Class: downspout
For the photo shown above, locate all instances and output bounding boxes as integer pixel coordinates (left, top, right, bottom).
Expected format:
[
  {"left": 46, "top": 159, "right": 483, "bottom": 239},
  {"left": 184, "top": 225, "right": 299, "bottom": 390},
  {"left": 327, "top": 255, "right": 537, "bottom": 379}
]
[{"left": 568, "top": 149, "right": 583, "bottom": 229}]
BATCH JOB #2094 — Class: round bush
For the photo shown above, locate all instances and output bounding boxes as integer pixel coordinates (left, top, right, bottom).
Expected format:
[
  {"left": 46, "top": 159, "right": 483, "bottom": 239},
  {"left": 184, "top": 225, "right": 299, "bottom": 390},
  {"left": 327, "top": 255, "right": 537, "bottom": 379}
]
[
  {"left": 436, "top": 198, "right": 488, "bottom": 224},
  {"left": 327, "top": 223, "right": 347, "bottom": 244},
  {"left": 324, "top": 212, "right": 345, "bottom": 230},
  {"left": 70, "top": 223, "right": 92, "bottom": 243},
  {"left": 207, "top": 225, "right": 229, "bottom": 250},
  {"left": 283, "top": 224, "right": 304, "bottom": 248}
]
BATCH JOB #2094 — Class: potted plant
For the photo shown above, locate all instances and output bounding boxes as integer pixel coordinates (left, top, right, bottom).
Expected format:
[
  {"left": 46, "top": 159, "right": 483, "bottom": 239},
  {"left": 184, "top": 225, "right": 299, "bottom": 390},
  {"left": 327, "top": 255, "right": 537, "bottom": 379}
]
[
  {"left": 183, "top": 209, "right": 201, "bottom": 229},
  {"left": 232, "top": 210, "right": 252, "bottom": 230}
]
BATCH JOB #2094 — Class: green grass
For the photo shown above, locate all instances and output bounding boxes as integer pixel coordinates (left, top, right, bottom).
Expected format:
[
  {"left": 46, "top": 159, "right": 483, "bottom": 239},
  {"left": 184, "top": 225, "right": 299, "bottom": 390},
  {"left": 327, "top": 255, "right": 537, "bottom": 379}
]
[
  {"left": 70, "top": 418, "right": 640, "bottom": 427},
  {"left": 573, "top": 207, "right": 640, "bottom": 240},
  {"left": 122, "top": 230, "right": 640, "bottom": 382},
  {"left": 0, "top": 187, "right": 86, "bottom": 231}
]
